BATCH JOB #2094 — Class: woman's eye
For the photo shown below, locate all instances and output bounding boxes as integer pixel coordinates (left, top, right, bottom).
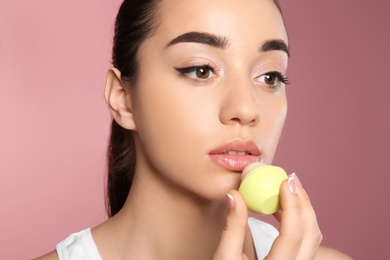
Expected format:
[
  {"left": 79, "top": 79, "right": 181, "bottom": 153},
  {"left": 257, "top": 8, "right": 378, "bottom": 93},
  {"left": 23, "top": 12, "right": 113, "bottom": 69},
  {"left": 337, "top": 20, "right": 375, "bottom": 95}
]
[
  {"left": 175, "top": 65, "right": 215, "bottom": 82},
  {"left": 256, "top": 72, "right": 289, "bottom": 90},
  {"left": 259, "top": 73, "right": 278, "bottom": 85},
  {"left": 195, "top": 67, "right": 212, "bottom": 79}
]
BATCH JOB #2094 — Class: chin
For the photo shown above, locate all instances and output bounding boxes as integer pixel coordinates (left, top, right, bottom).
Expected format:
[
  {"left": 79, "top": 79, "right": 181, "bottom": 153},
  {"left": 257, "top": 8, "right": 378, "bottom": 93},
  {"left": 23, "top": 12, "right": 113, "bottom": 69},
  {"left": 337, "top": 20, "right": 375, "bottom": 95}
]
[{"left": 207, "top": 174, "right": 242, "bottom": 201}]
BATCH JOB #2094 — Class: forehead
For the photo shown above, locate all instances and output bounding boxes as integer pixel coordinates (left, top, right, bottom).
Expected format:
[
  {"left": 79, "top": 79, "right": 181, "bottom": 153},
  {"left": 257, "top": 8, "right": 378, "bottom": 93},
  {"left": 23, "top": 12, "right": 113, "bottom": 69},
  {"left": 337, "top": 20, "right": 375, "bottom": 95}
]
[{"left": 155, "top": 0, "right": 288, "bottom": 46}]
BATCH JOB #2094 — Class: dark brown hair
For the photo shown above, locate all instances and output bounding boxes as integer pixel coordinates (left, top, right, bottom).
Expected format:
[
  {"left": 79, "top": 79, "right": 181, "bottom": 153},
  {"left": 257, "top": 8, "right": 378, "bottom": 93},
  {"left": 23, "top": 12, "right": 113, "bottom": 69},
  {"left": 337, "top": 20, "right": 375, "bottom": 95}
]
[
  {"left": 106, "top": 0, "right": 160, "bottom": 217},
  {"left": 106, "top": 0, "right": 283, "bottom": 217}
]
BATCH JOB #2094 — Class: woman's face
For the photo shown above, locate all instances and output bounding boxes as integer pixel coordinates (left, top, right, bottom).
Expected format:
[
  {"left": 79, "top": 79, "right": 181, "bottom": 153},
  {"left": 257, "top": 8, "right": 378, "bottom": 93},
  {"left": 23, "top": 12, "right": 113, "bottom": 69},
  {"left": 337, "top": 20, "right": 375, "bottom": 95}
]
[{"left": 131, "top": 0, "right": 288, "bottom": 202}]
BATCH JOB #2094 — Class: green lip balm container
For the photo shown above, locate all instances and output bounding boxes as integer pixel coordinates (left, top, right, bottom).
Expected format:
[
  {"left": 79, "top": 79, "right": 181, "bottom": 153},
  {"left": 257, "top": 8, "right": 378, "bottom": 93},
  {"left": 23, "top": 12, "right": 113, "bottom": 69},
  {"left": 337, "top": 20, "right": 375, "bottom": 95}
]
[{"left": 238, "top": 162, "right": 288, "bottom": 214}]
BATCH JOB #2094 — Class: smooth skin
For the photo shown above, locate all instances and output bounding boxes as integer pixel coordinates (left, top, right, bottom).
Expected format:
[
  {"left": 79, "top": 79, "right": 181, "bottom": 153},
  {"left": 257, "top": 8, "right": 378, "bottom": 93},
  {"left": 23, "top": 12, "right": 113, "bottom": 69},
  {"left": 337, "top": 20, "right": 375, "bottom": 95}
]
[{"left": 37, "top": 0, "right": 351, "bottom": 259}]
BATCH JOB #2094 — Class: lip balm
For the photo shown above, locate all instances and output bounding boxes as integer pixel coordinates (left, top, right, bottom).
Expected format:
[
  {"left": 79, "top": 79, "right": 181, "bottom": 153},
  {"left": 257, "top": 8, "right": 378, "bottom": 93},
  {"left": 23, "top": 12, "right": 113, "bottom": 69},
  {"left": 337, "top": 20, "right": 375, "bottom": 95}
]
[{"left": 238, "top": 162, "right": 288, "bottom": 214}]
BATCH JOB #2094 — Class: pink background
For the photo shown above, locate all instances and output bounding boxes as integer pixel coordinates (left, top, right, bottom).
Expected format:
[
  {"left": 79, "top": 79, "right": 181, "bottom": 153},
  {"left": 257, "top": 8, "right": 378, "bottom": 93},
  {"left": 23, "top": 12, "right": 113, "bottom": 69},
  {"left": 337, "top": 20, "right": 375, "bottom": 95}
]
[{"left": 1, "top": 0, "right": 389, "bottom": 259}]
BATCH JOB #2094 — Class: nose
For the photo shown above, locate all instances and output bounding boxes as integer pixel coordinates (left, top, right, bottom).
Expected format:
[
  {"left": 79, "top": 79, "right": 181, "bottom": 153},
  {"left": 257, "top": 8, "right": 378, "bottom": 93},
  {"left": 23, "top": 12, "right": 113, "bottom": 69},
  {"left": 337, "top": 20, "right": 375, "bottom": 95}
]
[{"left": 219, "top": 77, "right": 260, "bottom": 126}]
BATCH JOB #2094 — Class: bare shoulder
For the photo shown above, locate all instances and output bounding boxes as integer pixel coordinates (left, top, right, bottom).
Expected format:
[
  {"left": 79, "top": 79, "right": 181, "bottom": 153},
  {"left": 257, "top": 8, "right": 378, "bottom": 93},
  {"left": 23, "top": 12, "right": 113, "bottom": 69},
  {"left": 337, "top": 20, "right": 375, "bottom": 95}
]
[
  {"left": 316, "top": 245, "right": 353, "bottom": 260},
  {"left": 34, "top": 250, "right": 58, "bottom": 260}
]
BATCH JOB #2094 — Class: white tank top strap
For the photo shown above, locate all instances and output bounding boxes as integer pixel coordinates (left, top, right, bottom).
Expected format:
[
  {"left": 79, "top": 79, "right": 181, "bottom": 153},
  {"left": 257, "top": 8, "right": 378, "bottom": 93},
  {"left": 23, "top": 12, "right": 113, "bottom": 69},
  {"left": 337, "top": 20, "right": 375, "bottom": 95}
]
[{"left": 56, "top": 228, "right": 101, "bottom": 260}]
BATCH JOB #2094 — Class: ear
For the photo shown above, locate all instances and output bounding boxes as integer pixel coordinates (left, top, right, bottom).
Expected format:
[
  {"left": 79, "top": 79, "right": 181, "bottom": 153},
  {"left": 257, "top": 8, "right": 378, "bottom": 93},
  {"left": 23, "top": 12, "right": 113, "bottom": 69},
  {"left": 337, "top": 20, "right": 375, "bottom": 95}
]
[{"left": 104, "top": 67, "right": 137, "bottom": 130}]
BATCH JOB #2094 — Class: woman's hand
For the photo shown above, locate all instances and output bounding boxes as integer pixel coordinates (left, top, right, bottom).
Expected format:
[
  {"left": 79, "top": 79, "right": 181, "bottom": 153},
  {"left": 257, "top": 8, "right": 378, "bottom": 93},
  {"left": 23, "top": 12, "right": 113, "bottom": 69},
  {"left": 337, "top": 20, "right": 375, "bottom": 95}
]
[
  {"left": 213, "top": 173, "right": 323, "bottom": 260},
  {"left": 213, "top": 189, "right": 249, "bottom": 260},
  {"left": 267, "top": 173, "right": 322, "bottom": 259}
]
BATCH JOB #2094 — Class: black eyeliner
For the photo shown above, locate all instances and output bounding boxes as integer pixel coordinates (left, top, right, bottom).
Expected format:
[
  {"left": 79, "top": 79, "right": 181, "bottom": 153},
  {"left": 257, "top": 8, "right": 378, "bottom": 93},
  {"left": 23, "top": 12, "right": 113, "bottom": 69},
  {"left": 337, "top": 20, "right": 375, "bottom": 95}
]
[{"left": 175, "top": 65, "right": 215, "bottom": 75}]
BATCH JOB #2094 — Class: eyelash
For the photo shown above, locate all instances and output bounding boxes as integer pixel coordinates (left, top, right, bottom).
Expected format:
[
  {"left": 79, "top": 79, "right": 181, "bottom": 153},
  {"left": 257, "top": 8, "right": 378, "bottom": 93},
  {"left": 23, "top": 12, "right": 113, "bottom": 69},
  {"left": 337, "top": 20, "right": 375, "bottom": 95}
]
[
  {"left": 256, "top": 71, "right": 290, "bottom": 91},
  {"left": 175, "top": 65, "right": 217, "bottom": 84},
  {"left": 175, "top": 65, "right": 290, "bottom": 90}
]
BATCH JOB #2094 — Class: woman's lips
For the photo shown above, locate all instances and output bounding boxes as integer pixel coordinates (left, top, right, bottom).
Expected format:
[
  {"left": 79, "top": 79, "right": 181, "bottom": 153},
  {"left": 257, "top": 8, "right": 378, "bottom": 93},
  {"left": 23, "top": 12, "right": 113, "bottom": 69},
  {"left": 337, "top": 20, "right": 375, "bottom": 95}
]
[{"left": 208, "top": 140, "right": 262, "bottom": 172}]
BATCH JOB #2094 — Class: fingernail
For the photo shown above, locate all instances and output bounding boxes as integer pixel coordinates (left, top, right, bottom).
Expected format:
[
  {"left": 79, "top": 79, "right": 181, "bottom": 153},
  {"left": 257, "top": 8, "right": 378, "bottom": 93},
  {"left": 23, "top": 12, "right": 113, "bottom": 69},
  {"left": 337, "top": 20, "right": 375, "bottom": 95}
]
[
  {"left": 288, "top": 176, "right": 297, "bottom": 194},
  {"left": 226, "top": 192, "right": 235, "bottom": 210},
  {"left": 292, "top": 172, "right": 302, "bottom": 188}
]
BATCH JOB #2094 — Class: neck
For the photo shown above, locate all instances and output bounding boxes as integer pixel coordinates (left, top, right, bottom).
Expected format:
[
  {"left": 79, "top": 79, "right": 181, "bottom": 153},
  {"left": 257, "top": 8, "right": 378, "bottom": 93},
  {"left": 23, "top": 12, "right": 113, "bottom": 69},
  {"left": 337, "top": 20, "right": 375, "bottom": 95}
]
[{"left": 111, "top": 164, "right": 228, "bottom": 260}]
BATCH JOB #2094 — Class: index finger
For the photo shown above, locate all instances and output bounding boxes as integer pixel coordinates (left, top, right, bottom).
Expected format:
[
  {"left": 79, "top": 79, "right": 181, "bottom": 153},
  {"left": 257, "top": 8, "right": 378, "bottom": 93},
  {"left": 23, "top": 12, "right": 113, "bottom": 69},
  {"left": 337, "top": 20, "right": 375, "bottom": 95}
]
[
  {"left": 214, "top": 190, "right": 248, "bottom": 260},
  {"left": 267, "top": 176, "right": 304, "bottom": 259}
]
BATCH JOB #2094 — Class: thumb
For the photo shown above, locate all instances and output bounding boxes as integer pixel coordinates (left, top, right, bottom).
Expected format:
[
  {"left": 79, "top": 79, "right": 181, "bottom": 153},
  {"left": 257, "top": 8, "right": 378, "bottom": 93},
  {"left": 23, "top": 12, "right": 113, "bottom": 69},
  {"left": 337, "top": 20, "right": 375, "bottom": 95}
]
[{"left": 214, "top": 190, "right": 249, "bottom": 259}]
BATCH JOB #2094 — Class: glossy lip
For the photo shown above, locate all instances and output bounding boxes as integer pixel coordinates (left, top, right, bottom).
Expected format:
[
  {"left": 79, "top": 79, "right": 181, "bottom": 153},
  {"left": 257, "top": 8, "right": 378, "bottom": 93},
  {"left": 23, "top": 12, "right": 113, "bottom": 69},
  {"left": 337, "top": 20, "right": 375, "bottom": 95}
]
[{"left": 208, "top": 139, "right": 262, "bottom": 172}]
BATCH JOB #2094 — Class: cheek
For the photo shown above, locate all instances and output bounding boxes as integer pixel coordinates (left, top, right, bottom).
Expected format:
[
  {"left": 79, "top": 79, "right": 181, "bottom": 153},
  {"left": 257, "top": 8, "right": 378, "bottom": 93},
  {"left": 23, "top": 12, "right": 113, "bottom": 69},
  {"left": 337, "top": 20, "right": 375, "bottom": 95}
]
[
  {"left": 258, "top": 93, "right": 287, "bottom": 161},
  {"left": 270, "top": 95, "right": 287, "bottom": 133},
  {"left": 133, "top": 81, "right": 215, "bottom": 166},
  {"left": 132, "top": 83, "right": 227, "bottom": 198}
]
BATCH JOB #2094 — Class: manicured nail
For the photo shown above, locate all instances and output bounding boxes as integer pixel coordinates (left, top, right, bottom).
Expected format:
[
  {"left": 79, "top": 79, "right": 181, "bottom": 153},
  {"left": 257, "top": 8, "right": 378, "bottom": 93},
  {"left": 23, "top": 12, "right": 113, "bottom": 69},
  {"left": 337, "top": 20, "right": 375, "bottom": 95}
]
[
  {"left": 288, "top": 176, "right": 297, "bottom": 194},
  {"left": 292, "top": 172, "right": 302, "bottom": 188},
  {"left": 226, "top": 193, "right": 235, "bottom": 210}
]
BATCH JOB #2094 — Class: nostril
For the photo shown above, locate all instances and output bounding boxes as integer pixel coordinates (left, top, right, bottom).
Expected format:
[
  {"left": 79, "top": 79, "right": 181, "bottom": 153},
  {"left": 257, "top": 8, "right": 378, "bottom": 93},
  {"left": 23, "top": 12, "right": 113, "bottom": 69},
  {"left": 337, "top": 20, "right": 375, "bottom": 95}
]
[
  {"left": 231, "top": 117, "right": 240, "bottom": 123},
  {"left": 227, "top": 113, "right": 259, "bottom": 126}
]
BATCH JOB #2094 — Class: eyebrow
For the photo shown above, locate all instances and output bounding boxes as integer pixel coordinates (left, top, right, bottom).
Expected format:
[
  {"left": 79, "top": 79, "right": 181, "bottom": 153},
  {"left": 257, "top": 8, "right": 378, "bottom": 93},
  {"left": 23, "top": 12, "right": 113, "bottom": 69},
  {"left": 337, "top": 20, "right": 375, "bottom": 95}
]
[
  {"left": 260, "top": 39, "right": 290, "bottom": 57},
  {"left": 166, "top": 31, "right": 290, "bottom": 56},
  {"left": 166, "top": 32, "right": 229, "bottom": 49}
]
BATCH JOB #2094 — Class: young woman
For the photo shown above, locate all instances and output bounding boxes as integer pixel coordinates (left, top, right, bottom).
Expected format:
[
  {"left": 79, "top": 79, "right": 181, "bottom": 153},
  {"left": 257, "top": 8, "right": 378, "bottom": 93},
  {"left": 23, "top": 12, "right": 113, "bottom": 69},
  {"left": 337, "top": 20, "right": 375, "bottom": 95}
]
[{"left": 38, "top": 0, "right": 351, "bottom": 259}]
